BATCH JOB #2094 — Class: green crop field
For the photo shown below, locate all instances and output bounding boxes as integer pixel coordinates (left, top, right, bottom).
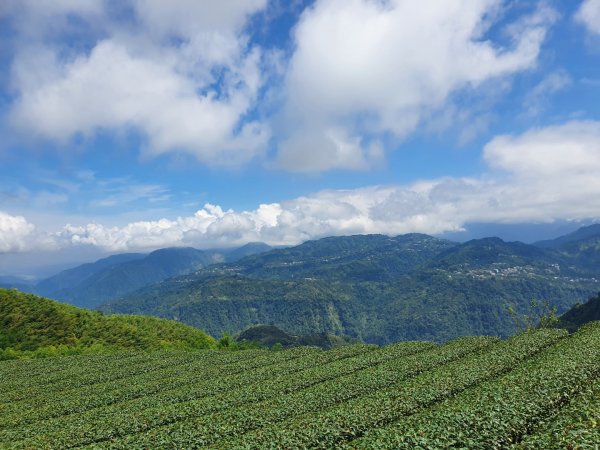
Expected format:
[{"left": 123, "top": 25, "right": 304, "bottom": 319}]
[{"left": 0, "top": 323, "right": 599, "bottom": 449}]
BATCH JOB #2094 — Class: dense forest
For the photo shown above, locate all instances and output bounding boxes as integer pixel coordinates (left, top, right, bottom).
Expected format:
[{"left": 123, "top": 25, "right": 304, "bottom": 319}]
[
  {"left": 101, "top": 231, "right": 600, "bottom": 343},
  {"left": 555, "top": 293, "right": 600, "bottom": 332}
]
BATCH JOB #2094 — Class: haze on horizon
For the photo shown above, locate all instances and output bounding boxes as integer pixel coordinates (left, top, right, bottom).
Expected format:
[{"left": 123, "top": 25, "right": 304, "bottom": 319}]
[{"left": 1, "top": 0, "right": 600, "bottom": 274}]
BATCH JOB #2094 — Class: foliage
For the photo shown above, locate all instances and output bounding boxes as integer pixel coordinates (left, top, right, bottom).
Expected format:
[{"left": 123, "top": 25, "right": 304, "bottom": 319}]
[
  {"left": 100, "top": 232, "right": 600, "bottom": 343},
  {"left": 348, "top": 323, "right": 600, "bottom": 449},
  {"left": 33, "top": 244, "right": 272, "bottom": 309},
  {"left": 507, "top": 299, "right": 559, "bottom": 332},
  {"left": 555, "top": 292, "right": 600, "bottom": 332},
  {"left": 1, "top": 325, "right": 598, "bottom": 449},
  {"left": 235, "top": 324, "right": 355, "bottom": 349},
  {"left": 0, "top": 288, "right": 216, "bottom": 358},
  {"left": 220, "top": 329, "right": 565, "bottom": 449},
  {"left": 514, "top": 375, "right": 600, "bottom": 449}
]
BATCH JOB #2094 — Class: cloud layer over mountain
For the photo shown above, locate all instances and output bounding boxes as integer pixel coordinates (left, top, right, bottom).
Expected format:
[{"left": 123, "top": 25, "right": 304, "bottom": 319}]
[
  {"left": 1, "top": 0, "right": 599, "bottom": 258},
  {"left": 1, "top": 120, "right": 598, "bottom": 253}
]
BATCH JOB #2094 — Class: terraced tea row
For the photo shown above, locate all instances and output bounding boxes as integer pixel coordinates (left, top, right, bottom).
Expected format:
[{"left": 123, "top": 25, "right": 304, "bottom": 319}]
[
  {"left": 216, "top": 328, "right": 567, "bottom": 449},
  {"left": 0, "top": 349, "right": 261, "bottom": 403},
  {"left": 348, "top": 322, "right": 600, "bottom": 448},
  {"left": 78, "top": 337, "right": 493, "bottom": 449},
  {"left": 1, "top": 342, "right": 427, "bottom": 448},
  {"left": 513, "top": 374, "right": 600, "bottom": 449},
  {"left": 1, "top": 324, "right": 598, "bottom": 449},
  {"left": 0, "top": 345, "right": 329, "bottom": 426}
]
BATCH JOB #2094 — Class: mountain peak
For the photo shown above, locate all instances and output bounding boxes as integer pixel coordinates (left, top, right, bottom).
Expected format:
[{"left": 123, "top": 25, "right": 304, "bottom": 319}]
[{"left": 534, "top": 223, "right": 600, "bottom": 249}]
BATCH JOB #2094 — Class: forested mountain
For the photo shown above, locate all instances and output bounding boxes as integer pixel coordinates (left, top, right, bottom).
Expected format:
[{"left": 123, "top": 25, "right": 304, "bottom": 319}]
[
  {"left": 533, "top": 223, "right": 600, "bottom": 273},
  {"left": 0, "top": 288, "right": 216, "bottom": 358},
  {"left": 431, "top": 237, "right": 555, "bottom": 269},
  {"left": 35, "top": 253, "right": 146, "bottom": 297},
  {"left": 220, "top": 234, "right": 456, "bottom": 282},
  {"left": 31, "top": 243, "right": 272, "bottom": 309},
  {"left": 36, "top": 248, "right": 212, "bottom": 308},
  {"left": 235, "top": 324, "right": 355, "bottom": 349},
  {"left": 555, "top": 293, "right": 600, "bottom": 332},
  {"left": 101, "top": 229, "right": 600, "bottom": 343},
  {"left": 534, "top": 223, "right": 600, "bottom": 249},
  {"left": 222, "top": 242, "right": 273, "bottom": 262},
  {"left": 0, "top": 276, "right": 35, "bottom": 292}
]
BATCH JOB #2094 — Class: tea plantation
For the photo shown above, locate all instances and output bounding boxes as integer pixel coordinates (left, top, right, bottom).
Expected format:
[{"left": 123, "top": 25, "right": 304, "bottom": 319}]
[{"left": 0, "top": 323, "right": 598, "bottom": 449}]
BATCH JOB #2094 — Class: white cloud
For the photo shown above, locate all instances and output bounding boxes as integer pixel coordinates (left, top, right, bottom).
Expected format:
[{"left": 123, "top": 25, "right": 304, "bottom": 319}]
[
  {"left": 7, "top": 0, "right": 270, "bottom": 166},
  {"left": 3, "top": 120, "right": 600, "bottom": 254},
  {"left": 3, "top": 1, "right": 561, "bottom": 171},
  {"left": 522, "top": 70, "right": 571, "bottom": 117},
  {"left": 484, "top": 121, "right": 600, "bottom": 176},
  {"left": 481, "top": 121, "right": 600, "bottom": 220},
  {"left": 0, "top": 0, "right": 105, "bottom": 38},
  {"left": 133, "top": 0, "right": 267, "bottom": 36},
  {"left": 12, "top": 41, "right": 267, "bottom": 162},
  {"left": 276, "top": 128, "right": 383, "bottom": 172},
  {"left": 0, "top": 212, "right": 36, "bottom": 253},
  {"left": 26, "top": 120, "right": 594, "bottom": 252},
  {"left": 576, "top": 0, "right": 600, "bottom": 35},
  {"left": 276, "top": 0, "right": 556, "bottom": 171}
]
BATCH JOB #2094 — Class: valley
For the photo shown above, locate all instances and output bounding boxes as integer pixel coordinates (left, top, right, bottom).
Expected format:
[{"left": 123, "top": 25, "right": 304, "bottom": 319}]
[
  {"left": 95, "top": 228, "right": 600, "bottom": 343},
  {"left": 2, "top": 2, "right": 600, "bottom": 447},
  {"left": 1, "top": 228, "right": 600, "bottom": 449}
]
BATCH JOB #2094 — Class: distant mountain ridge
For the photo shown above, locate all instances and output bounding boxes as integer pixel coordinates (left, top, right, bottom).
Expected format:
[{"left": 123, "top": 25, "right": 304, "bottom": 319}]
[
  {"left": 433, "top": 237, "right": 554, "bottom": 269},
  {"left": 32, "top": 243, "right": 272, "bottom": 308},
  {"left": 0, "top": 275, "right": 35, "bottom": 292},
  {"left": 534, "top": 223, "right": 600, "bottom": 249},
  {"left": 533, "top": 224, "right": 600, "bottom": 275},
  {"left": 101, "top": 227, "right": 600, "bottom": 343},
  {"left": 204, "top": 233, "right": 456, "bottom": 282},
  {"left": 555, "top": 293, "right": 600, "bottom": 332},
  {"left": 35, "top": 253, "right": 146, "bottom": 296}
]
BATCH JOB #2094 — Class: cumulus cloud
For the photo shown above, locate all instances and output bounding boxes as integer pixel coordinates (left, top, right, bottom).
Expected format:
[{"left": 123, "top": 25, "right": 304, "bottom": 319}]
[
  {"left": 3, "top": 1, "right": 561, "bottom": 171},
  {"left": 0, "top": 120, "right": 586, "bottom": 254},
  {"left": 6, "top": 0, "right": 269, "bottom": 166},
  {"left": 53, "top": 203, "right": 286, "bottom": 251},
  {"left": 481, "top": 121, "right": 600, "bottom": 220},
  {"left": 0, "top": 212, "right": 36, "bottom": 253},
  {"left": 276, "top": 0, "right": 556, "bottom": 171},
  {"left": 576, "top": 0, "right": 600, "bottom": 35}
]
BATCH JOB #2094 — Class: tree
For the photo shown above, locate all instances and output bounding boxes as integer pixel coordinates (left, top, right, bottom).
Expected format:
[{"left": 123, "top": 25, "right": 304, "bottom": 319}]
[{"left": 508, "top": 299, "right": 559, "bottom": 333}]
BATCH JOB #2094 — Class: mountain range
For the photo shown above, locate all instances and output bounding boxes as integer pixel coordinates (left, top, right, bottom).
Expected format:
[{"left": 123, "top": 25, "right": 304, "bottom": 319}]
[
  {"left": 555, "top": 293, "right": 600, "bottom": 332},
  {"left": 4, "top": 226, "right": 599, "bottom": 344},
  {"left": 3, "top": 243, "right": 272, "bottom": 309},
  {"left": 98, "top": 226, "right": 600, "bottom": 343}
]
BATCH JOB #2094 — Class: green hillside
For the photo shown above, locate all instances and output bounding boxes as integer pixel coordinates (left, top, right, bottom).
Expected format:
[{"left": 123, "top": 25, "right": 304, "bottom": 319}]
[
  {"left": 0, "top": 324, "right": 598, "bottom": 448},
  {"left": 223, "top": 233, "right": 457, "bottom": 281},
  {"left": 35, "top": 252, "right": 146, "bottom": 296},
  {"left": 33, "top": 244, "right": 273, "bottom": 309},
  {"left": 101, "top": 232, "right": 600, "bottom": 343},
  {"left": 36, "top": 247, "right": 214, "bottom": 309},
  {"left": 0, "top": 289, "right": 216, "bottom": 358},
  {"left": 534, "top": 223, "right": 600, "bottom": 249},
  {"left": 556, "top": 292, "right": 600, "bottom": 332},
  {"left": 534, "top": 223, "right": 600, "bottom": 274}
]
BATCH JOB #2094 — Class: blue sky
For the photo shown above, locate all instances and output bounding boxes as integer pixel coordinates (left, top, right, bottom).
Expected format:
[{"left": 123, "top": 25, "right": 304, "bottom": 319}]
[{"left": 1, "top": 0, "right": 600, "bottom": 274}]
